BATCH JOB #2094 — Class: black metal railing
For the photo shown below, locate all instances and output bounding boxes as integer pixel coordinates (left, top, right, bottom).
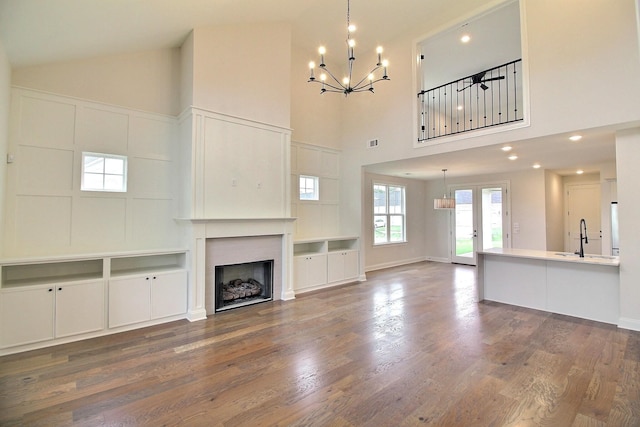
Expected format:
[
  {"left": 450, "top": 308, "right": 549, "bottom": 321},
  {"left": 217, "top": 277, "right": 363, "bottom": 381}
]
[{"left": 417, "top": 59, "right": 523, "bottom": 142}]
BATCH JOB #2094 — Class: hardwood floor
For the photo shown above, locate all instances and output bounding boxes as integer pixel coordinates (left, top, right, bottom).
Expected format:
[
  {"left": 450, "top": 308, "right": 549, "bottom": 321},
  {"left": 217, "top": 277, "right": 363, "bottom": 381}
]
[{"left": 1, "top": 261, "right": 639, "bottom": 426}]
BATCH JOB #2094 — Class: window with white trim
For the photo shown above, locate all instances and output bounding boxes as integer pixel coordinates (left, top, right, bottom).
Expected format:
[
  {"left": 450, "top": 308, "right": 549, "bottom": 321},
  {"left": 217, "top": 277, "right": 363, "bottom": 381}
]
[
  {"left": 373, "top": 183, "right": 406, "bottom": 244},
  {"left": 299, "top": 175, "right": 319, "bottom": 200},
  {"left": 81, "top": 152, "right": 128, "bottom": 192}
]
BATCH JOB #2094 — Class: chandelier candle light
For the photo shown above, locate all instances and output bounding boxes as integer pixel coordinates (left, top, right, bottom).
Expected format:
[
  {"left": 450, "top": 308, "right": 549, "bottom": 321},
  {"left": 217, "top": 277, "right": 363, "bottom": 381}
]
[{"left": 308, "top": 0, "right": 389, "bottom": 96}]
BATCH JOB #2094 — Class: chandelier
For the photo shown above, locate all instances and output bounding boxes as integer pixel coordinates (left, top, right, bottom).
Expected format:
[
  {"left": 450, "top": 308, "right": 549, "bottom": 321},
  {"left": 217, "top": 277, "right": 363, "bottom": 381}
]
[
  {"left": 307, "top": 0, "right": 389, "bottom": 96},
  {"left": 434, "top": 169, "right": 456, "bottom": 210}
]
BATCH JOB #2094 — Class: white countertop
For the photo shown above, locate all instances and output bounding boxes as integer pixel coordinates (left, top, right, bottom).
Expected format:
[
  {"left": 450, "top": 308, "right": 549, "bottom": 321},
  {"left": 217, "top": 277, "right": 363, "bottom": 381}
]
[{"left": 478, "top": 248, "right": 620, "bottom": 267}]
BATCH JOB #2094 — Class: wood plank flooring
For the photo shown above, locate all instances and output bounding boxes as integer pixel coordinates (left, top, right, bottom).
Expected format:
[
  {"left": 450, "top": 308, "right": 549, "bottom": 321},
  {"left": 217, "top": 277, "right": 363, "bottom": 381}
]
[{"left": 1, "top": 261, "right": 639, "bottom": 426}]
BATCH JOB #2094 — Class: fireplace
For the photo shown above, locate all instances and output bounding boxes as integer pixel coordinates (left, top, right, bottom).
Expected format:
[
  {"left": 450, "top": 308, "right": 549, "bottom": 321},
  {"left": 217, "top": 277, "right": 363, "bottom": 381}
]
[
  {"left": 204, "top": 234, "right": 289, "bottom": 315},
  {"left": 215, "top": 260, "right": 273, "bottom": 311}
]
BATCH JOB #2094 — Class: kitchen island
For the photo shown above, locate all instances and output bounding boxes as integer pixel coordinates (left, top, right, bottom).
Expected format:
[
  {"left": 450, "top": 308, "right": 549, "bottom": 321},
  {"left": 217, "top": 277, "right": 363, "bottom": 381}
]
[{"left": 477, "top": 248, "right": 620, "bottom": 325}]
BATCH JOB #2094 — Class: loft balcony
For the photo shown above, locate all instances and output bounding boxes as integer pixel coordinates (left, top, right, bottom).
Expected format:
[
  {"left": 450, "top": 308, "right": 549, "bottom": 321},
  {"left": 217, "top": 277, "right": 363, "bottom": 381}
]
[{"left": 417, "top": 59, "right": 523, "bottom": 142}]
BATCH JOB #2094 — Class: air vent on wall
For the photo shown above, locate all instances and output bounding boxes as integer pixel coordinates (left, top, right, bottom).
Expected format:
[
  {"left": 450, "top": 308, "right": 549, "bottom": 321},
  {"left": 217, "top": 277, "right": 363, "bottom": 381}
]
[{"left": 367, "top": 139, "right": 379, "bottom": 148}]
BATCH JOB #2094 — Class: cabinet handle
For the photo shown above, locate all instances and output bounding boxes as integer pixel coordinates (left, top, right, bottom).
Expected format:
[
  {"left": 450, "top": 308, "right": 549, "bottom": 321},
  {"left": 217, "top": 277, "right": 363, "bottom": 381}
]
[
  {"left": 48, "top": 288, "right": 53, "bottom": 292},
  {"left": 146, "top": 277, "right": 150, "bottom": 280},
  {"left": 58, "top": 287, "right": 62, "bottom": 291},
  {"left": 153, "top": 276, "right": 157, "bottom": 280}
]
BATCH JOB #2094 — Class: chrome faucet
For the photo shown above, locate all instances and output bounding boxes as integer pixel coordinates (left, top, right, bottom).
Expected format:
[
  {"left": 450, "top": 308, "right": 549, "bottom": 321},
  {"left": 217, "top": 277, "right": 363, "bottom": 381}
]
[{"left": 579, "top": 218, "right": 589, "bottom": 258}]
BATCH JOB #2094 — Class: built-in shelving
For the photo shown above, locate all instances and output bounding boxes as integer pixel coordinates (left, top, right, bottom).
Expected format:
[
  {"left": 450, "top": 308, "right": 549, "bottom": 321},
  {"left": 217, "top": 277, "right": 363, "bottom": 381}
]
[
  {"left": 1, "top": 259, "right": 103, "bottom": 288},
  {"left": 110, "top": 251, "right": 186, "bottom": 277},
  {"left": 293, "top": 237, "right": 360, "bottom": 293},
  {"left": 0, "top": 249, "right": 189, "bottom": 355}
]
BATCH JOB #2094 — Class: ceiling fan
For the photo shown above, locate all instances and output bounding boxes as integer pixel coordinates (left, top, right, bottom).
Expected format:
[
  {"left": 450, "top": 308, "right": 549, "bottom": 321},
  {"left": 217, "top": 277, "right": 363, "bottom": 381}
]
[{"left": 457, "top": 70, "right": 505, "bottom": 92}]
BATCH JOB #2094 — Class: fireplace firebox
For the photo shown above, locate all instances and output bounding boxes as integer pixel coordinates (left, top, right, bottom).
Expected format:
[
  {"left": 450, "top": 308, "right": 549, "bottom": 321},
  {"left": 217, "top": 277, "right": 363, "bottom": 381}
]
[{"left": 214, "top": 260, "right": 274, "bottom": 312}]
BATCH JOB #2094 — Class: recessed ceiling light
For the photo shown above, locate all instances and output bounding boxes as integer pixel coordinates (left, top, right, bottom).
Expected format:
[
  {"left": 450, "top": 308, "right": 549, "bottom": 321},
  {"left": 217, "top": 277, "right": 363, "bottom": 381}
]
[
  {"left": 460, "top": 34, "right": 471, "bottom": 43},
  {"left": 576, "top": 169, "right": 584, "bottom": 174},
  {"left": 533, "top": 163, "right": 541, "bottom": 169},
  {"left": 569, "top": 135, "right": 582, "bottom": 142},
  {"left": 508, "top": 154, "right": 518, "bottom": 160},
  {"left": 501, "top": 146, "right": 512, "bottom": 152}
]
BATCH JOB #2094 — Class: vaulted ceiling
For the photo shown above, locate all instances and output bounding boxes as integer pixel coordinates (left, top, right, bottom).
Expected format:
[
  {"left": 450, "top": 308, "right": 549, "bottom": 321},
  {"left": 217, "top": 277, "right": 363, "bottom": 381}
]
[
  {"left": 0, "top": 0, "right": 490, "bottom": 68},
  {"left": 0, "top": 0, "right": 618, "bottom": 180}
]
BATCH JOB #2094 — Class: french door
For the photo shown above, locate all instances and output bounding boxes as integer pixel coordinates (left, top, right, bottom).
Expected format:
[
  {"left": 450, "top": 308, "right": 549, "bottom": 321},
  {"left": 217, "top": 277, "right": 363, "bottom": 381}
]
[{"left": 451, "top": 184, "right": 510, "bottom": 265}]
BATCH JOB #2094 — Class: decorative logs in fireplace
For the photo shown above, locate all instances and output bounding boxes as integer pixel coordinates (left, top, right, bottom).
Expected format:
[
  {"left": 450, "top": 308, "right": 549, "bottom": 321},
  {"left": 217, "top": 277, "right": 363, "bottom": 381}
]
[
  {"left": 222, "top": 278, "right": 263, "bottom": 301},
  {"left": 215, "top": 259, "right": 274, "bottom": 311}
]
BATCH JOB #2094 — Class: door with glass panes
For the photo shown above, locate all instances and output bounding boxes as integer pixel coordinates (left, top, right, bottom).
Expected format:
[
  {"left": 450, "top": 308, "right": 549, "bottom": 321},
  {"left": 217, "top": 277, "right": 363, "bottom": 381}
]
[{"left": 451, "top": 184, "right": 509, "bottom": 265}]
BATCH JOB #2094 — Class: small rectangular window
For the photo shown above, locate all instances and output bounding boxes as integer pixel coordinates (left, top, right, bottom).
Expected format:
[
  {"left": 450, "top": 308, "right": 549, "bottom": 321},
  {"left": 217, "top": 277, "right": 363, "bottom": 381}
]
[
  {"left": 81, "top": 152, "right": 127, "bottom": 192},
  {"left": 299, "top": 175, "right": 319, "bottom": 200}
]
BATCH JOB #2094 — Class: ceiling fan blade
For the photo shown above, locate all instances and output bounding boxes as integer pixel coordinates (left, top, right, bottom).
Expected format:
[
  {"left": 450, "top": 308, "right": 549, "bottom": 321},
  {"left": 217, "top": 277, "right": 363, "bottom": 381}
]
[
  {"left": 457, "top": 83, "right": 474, "bottom": 92},
  {"left": 481, "top": 76, "right": 506, "bottom": 83}
]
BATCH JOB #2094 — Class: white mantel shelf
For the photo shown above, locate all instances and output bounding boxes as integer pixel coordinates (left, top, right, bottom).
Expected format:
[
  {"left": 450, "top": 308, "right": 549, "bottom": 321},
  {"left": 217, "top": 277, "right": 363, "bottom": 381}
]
[
  {"left": 177, "top": 217, "right": 297, "bottom": 223},
  {"left": 478, "top": 248, "right": 620, "bottom": 267}
]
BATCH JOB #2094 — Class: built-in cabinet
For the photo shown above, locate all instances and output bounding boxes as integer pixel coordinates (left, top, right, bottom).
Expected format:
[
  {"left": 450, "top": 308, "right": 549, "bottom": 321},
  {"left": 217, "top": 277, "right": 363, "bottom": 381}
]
[
  {"left": 0, "top": 250, "right": 187, "bottom": 354},
  {"left": 0, "top": 281, "right": 105, "bottom": 347},
  {"left": 293, "top": 237, "right": 359, "bottom": 293},
  {"left": 109, "top": 270, "right": 187, "bottom": 328}
]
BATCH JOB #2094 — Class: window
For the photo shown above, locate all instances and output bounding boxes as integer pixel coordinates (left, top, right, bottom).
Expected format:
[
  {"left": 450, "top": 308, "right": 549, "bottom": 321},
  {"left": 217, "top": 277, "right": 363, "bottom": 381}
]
[
  {"left": 299, "top": 175, "right": 319, "bottom": 200},
  {"left": 81, "top": 152, "right": 127, "bottom": 192},
  {"left": 373, "top": 184, "right": 406, "bottom": 244}
]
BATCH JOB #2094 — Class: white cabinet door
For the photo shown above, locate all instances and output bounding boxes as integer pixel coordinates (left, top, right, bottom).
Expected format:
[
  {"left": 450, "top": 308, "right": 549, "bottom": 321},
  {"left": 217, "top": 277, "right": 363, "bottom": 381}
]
[
  {"left": 294, "top": 254, "right": 328, "bottom": 290},
  {"left": 109, "top": 276, "right": 151, "bottom": 328},
  {"left": 327, "top": 251, "right": 359, "bottom": 283},
  {"left": 342, "top": 251, "right": 359, "bottom": 281},
  {"left": 55, "top": 280, "right": 105, "bottom": 338},
  {"left": 0, "top": 287, "right": 55, "bottom": 348},
  {"left": 151, "top": 271, "right": 187, "bottom": 319},
  {"left": 327, "top": 252, "right": 345, "bottom": 283}
]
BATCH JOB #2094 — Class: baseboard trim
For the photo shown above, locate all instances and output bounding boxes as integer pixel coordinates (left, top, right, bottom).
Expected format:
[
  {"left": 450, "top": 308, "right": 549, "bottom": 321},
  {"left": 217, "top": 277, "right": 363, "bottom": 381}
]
[
  {"left": 365, "top": 256, "right": 428, "bottom": 273},
  {"left": 618, "top": 317, "right": 640, "bottom": 331}
]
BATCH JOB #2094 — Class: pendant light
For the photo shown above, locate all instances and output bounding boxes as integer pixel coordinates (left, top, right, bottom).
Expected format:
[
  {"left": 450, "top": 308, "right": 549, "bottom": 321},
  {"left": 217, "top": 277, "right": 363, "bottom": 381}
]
[{"left": 434, "top": 169, "right": 455, "bottom": 209}]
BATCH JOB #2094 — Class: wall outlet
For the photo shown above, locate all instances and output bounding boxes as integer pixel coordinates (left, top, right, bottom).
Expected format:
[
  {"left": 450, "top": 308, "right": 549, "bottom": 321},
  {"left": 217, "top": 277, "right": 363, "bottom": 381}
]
[
  {"left": 367, "top": 139, "right": 379, "bottom": 148},
  {"left": 6, "top": 153, "right": 14, "bottom": 163}
]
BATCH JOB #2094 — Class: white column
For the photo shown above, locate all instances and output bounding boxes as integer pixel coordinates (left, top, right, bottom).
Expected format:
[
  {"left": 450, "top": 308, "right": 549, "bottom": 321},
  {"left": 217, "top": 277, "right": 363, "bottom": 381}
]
[{"left": 615, "top": 127, "right": 640, "bottom": 331}]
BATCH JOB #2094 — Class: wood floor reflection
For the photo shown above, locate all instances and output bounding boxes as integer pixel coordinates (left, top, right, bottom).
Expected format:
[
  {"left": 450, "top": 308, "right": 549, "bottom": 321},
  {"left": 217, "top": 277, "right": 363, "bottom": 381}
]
[{"left": 1, "top": 261, "right": 639, "bottom": 426}]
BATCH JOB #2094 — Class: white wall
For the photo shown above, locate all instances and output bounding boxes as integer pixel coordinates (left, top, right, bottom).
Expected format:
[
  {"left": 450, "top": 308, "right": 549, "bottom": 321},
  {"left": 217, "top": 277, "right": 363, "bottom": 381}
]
[
  {"left": 191, "top": 23, "right": 292, "bottom": 129},
  {"left": 422, "top": 169, "right": 547, "bottom": 261},
  {"left": 0, "top": 40, "right": 11, "bottom": 258},
  {"left": 290, "top": 45, "right": 343, "bottom": 150},
  {"left": 544, "top": 170, "right": 564, "bottom": 252},
  {"left": 3, "top": 88, "right": 181, "bottom": 257},
  {"left": 291, "top": 142, "right": 341, "bottom": 239},
  {"left": 12, "top": 49, "right": 181, "bottom": 116},
  {"left": 180, "top": 31, "right": 195, "bottom": 113},
  {"left": 363, "top": 172, "right": 427, "bottom": 271}
]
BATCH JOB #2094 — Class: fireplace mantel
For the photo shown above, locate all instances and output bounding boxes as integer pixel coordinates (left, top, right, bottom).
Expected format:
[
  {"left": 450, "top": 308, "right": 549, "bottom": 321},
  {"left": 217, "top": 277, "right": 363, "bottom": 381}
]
[{"left": 180, "top": 217, "right": 296, "bottom": 321}]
